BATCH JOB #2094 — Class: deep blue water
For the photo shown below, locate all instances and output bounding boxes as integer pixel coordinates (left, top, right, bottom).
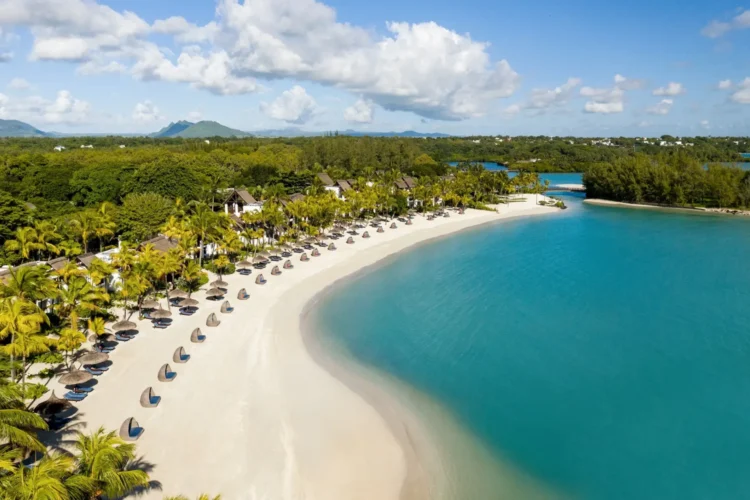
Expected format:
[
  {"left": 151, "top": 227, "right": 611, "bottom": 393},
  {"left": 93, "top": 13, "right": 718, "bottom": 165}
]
[
  {"left": 447, "top": 161, "right": 583, "bottom": 186},
  {"left": 316, "top": 196, "right": 750, "bottom": 500},
  {"left": 741, "top": 153, "right": 750, "bottom": 159}
]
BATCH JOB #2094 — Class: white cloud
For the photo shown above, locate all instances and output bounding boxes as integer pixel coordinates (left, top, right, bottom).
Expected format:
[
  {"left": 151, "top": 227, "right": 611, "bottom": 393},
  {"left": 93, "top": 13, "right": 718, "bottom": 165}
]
[
  {"left": 0, "top": 52, "right": 12, "bottom": 62},
  {"left": 7, "top": 77, "right": 30, "bottom": 90},
  {"left": 0, "top": 89, "right": 91, "bottom": 124},
  {"left": 718, "top": 79, "right": 732, "bottom": 90},
  {"left": 0, "top": 0, "right": 521, "bottom": 121},
  {"left": 344, "top": 98, "right": 374, "bottom": 123},
  {"left": 701, "top": 10, "right": 750, "bottom": 38},
  {"left": 580, "top": 74, "right": 643, "bottom": 114},
  {"left": 653, "top": 82, "right": 685, "bottom": 96},
  {"left": 524, "top": 77, "right": 581, "bottom": 110},
  {"left": 260, "top": 85, "right": 318, "bottom": 124},
  {"left": 187, "top": 111, "right": 202, "bottom": 122},
  {"left": 730, "top": 77, "right": 750, "bottom": 104},
  {"left": 646, "top": 99, "right": 674, "bottom": 115},
  {"left": 132, "top": 100, "right": 163, "bottom": 123},
  {"left": 503, "top": 103, "right": 522, "bottom": 116},
  {"left": 77, "top": 60, "right": 126, "bottom": 75}
]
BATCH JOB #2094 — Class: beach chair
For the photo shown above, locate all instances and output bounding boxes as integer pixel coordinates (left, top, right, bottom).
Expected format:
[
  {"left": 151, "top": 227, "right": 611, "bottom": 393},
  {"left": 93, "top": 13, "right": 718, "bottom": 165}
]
[
  {"left": 312, "top": 248, "right": 321, "bottom": 257},
  {"left": 153, "top": 321, "right": 168, "bottom": 329},
  {"left": 377, "top": 226, "right": 384, "bottom": 233},
  {"left": 73, "top": 386, "right": 94, "bottom": 393},
  {"left": 119, "top": 417, "right": 143, "bottom": 441},
  {"left": 271, "top": 266, "right": 282, "bottom": 276},
  {"left": 157, "top": 363, "right": 177, "bottom": 382},
  {"left": 283, "top": 260, "right": 293, "bottom": 270},
  {"left": 220, "top": 301, "right": 234, "bottom": 314},
  {"left": 84, "top": 366, "right": 104, "bottom": 376},
  {"left": 115, "top": 334, "right": 131, "bottom": 342},
  {"left": 191, "top": 328, "right": 206, "bottom": 343},
  {"left": 255, "top": 274, "right": 267, "bottom": 285},
  {"left": 328, "top": 243, "right": 337, "bottom": 251},
  {"left": 390, "top": 222, "right": 397, "bottom": 229},
  {"left": 300, "top": 253, "right": 309, "bottom": 262},
  {"left": 64, "top": 391, "right": 86, "bottom": 401},
  {"left": 94, "top": 365, "right": 109, "bottom": 372},
  {"left": 206, "top": 313, "right": 220, "bottom": 327},
  {"left": 173, "top": 346, "right": 190, "bottom": 363},
  {"left": 346, "top": 236, "right": 354, "bottom": 244},
  {"left": 363, "top": 231, "right": 370, "bottom": 238},
  {"left": 406, "top": 219, "right": 413, "bottom": 225},
  {"left": 140, "top": 387, "right": 161, "bottom": 408},
  {"left": 237, "top": 288, "right": 250, "bottom": 300}
]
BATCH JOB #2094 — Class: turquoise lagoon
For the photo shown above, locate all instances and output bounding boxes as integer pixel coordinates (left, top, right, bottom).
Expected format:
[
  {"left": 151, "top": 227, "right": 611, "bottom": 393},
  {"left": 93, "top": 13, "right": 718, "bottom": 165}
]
[{"left": 313, "top": 195, "right": 750, "bottom": 499}]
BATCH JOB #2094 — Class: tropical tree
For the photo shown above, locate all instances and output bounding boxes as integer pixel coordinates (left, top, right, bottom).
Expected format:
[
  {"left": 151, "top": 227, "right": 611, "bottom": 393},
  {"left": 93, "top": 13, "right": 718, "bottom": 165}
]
[
  {"left": 3, "top": 227, "right": 41, "bottom": 262},
  {"left": 69, "top": 211, "right": 98, "bottom": 254},
  {"left": 0, "top": 299, "right": 48, "bottom": 384},
  {"left": 73, "top": 427, "right": 151, "bottom": 499},
  {"left": 0, "top": 453, "right": 93, "bottom": 500},
  {"left": 178, "top": 261, "right": 204, "bottom": 297},
  {"left": 0, "top": 384, "right": 48, "bottom": 453},
  {"left": 187, "top": 203, "right": 220, "bottom": 266},
  {"left": 33, "top": 221, "right": 61, "bottom": 259}
]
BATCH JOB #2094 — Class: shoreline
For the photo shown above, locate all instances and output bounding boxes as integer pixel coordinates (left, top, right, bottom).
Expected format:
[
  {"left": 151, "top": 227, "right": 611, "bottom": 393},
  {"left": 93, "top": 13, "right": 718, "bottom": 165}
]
[
  {"left": 49, "top": 199, "right": 560, "bottom": 499},
  {"left": 584, "top": 198, "right": 750, "bottom": 217}
]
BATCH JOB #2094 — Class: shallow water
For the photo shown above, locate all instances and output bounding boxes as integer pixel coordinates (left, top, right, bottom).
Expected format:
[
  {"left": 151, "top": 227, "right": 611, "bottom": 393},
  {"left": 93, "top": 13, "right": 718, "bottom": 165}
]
[{"left": 315, "top": 196, "right": 750, "bottom": 500}]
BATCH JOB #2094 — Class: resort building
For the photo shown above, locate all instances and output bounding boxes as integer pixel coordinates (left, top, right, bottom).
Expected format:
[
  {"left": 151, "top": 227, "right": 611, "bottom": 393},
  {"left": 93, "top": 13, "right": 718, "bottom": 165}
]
[
  {"left": 317, "top": 172, "right": 342, "bottom": 198},
  {"left": 224, "top": 188, "right": 263, "bottom": 216}
]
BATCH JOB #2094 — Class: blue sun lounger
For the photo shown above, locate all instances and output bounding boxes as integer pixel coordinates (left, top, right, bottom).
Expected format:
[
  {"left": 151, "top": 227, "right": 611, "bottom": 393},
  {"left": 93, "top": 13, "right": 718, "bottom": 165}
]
[{"left": 64, "top": 391, "right": 86, "bottom": 401}]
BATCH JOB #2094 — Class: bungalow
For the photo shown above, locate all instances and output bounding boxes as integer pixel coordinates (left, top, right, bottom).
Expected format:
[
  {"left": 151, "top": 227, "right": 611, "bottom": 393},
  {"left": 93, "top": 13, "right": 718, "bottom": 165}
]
[
  {"left": 336, "top": 179, "right": 353, "bottom": 194},
  {"left": 280, "top": 193, "right": 306, "bottom": 208},
  {"left": 224, "top": 188, "right": 263, "bottom": 216},
  {"left": 139, "top": 235, "right": 178, "bottom": 253},
  {"left": 317, "top": 173, "right": 342, "bottom": 198}
]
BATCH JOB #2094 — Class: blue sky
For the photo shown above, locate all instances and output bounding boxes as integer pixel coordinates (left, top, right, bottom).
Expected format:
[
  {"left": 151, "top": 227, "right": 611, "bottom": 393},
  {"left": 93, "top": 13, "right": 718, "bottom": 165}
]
[{"left": 0, "top": 0, "right": 748, "bottom": 136}]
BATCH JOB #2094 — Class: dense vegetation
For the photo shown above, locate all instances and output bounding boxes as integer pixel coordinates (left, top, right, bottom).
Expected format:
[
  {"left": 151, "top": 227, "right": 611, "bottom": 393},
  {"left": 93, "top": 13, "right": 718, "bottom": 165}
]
[{"left": 583, "top": 153, "right": 750, "bottom": 208}]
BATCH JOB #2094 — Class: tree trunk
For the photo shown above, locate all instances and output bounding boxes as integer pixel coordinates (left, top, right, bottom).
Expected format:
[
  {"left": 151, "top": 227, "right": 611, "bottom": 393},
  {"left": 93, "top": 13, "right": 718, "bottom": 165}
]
[
  {"left": 199, "top": 237, "right": 204, "bottom": 266},
  {"left": 10, "top": 334, "right": 15, "bottom": 382}
]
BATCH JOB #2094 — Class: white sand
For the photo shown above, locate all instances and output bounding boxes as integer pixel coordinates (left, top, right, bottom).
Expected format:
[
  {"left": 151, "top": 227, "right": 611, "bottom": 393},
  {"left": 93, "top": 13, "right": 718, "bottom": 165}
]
[{"left": 51, "top": 197, "right": 558, "bottom": 500}]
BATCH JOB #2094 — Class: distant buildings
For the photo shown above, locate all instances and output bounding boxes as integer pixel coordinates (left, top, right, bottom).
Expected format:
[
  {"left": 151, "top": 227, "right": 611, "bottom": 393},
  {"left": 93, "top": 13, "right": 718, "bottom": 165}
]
[
  {"left": 80, "top": 144, "right": 94, "bottom": 149},
  {"left": 53, "top": 145, "right": 65, "bottom": 152}
]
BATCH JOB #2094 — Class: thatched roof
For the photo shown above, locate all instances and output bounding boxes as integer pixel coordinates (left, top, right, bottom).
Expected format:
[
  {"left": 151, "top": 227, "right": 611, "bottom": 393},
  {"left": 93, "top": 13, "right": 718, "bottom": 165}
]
[
  {"left": 46, "top": 257, "right": 69, "bottom": 271},
  {"left": 317, "top": 172, "right": 335, "bottom": 186},
  {"left": 58, "top": 370, "right": 93, "bottom": 386},
  {"left": 77, "top": 253, "right": 96, "bottom": 268},
  {"left": 281, "top": 193, "right": 306, "bottom": 207},
  {"left": 403, "top": 176, "right": 417, "bottom": 189},
  {"left": 394, "top": 179, "right": 408, "bottom": 190},
  {"left": 139, "top": 235, "right": 177, "bottom": 253},
  {"left": 225, "top": 188, "right": 257, "bottom": 205},
  {"left": 337, "top": 179, "right": 352, "bottom": 191},
  {"left": 35, "top": 391, "right": 73, "bottom": 416}
]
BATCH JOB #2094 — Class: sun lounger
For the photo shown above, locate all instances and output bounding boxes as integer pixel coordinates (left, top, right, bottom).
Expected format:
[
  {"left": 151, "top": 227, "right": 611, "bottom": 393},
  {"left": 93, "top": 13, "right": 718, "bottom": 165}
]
[
  {"left": 73, "top": 386, "right": 94, "bottom": 393},
  {"left": 140, "top": 387, "right": 161, "bottom": 408},
  {"left": 119, "top": 417, "right": 143, "bottom": 441},
  {"left": 85, "top": 367, "right": 104, "bottom": 376},
  {"left": 157, "top": 363, "right": 177, "bottom": 382},
  {"left": 255, "top": 274, "right": 267, "bottom": 285},
  {"left": 115, "top": 334, "right": 131, "bottom": 342},
  {"left": 173, "top": 346, "right": 190, "bottom": 363},
  {"left": 191, "top": 328, "right": 206, "bottom": 343},
  {"left": 64, "top": 391, "right": 86, "bottom": 401}
]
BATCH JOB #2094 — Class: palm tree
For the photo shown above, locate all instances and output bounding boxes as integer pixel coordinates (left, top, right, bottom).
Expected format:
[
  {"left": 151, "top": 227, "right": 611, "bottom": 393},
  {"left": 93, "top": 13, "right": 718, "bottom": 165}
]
[
  {"left": 73, "top": 427, "right": 150, "bottom": 499},
  {"left": 54, "top": 261, "right": 87, "bottom": 285},
  {"left": 56, "top": 276, "right": 109, "bottom": 331},
  {"left": 4, "top": 317, "right": 55, "bottom": 391},
  {"left": 57, "top": 240, "right": 83, "bottom": 258},
  {"left": 180, "top": 261, "right": 204, "bottom": 297},
  {"left": 0, "top": 265, "right": 56, "bottom": 304},
  {"left": 93, "top": 213, "right": 115, "bottom": 253},
  {"left": 0, "top": 299, "right": 48, "bottom": 384},
  {"left": 57, "top": 327, "right": 86, "bottom": 369},
  {"left": 4, "top": 227, "right": 41, "bottom": 262},
  {"left": 0, "top": 385, "right": 48, "bottom": 453},
  {"left": 69, "top": 211, "right": 98, "bottom": 254},
  {"left": 33, "top": 221, "right": 61, "bottom": 259},
  {"left": 187, "top": 203, "right": 217, "bottom": 266},
  {"left": 87, "top": 317, "right": 108, "bottom": 350},
  {"left": 0, "top": 453, "right": 93, "bottom": 500}
]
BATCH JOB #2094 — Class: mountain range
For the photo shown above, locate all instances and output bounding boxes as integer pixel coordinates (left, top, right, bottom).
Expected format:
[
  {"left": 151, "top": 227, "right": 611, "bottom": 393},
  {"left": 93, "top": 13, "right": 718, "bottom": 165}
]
[{"left": 0, "top": 118, "right": 451, "bottom": 139}]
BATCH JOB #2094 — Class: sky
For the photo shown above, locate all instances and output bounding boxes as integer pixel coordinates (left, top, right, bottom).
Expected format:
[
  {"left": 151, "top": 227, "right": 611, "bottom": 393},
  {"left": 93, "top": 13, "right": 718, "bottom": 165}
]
[{"left": 0, "top": 0, "right": 749, "bottom": 136}]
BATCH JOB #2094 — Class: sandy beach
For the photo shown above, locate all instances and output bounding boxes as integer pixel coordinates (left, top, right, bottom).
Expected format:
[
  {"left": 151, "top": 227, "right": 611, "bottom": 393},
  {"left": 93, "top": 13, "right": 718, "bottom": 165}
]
[
  {"left": 48, "top": 197, "right": 559, "bottom": 500},
  {"left": 584, "top": 198, "right": 750, "bottom": 217}
]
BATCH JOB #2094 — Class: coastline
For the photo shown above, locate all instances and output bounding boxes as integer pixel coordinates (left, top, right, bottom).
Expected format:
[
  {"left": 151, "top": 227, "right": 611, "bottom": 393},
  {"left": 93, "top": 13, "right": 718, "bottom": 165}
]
[
  {"left": 50, "top": 198, "right": 559, "bottom": 499},
  {"left": 584, "top": 198, "right": 750, "bottom": 217}
]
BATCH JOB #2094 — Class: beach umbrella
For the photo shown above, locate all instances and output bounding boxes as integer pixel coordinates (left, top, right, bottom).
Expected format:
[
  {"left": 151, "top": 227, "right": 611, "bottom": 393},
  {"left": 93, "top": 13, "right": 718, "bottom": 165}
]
[
  {"left": 78, "top": 351, "right": 109, "bottom": 365},
  {"left": 206, "top": 288, "right": 224, "bottom": 297},
  {"left": 252, "top": 255, "right": 268, "bottom": 264},
  {"left": 181, "top": 297, "right": 199, "bottom": 307},
  {"left": 141, "top": 299, "right": 159, "bottom": 310},
  {"left": 58, "top": 370, "right": 93, "bottom": 386},
  {"left": 88, "top": 333, "right": 115, "bottom": 343},
  {"left": 210, "top": 279, "right": 229, "bottom": 288},
  {"left": 150, "top": 308, "right": 172, "bottom": 319},
  {"left": 236, "top": 260, "right": 253, "bottom": 269},
  {"left": 112, "top": 320, "right": 136, "bottom": 332},
  {"left": 35, "top": 391, "right": 73, "bottom": 416},
  {"left": 168, "top": 289, "right": 188, "bottom": 299}
]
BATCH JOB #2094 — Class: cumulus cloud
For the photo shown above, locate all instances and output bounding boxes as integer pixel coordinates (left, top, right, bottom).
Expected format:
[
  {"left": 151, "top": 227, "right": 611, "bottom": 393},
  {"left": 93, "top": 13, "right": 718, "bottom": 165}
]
[
  {"left": 580, "top": 74, "right": 644, "bottom": 114},
  {"left": 7, "top": 77, "right": 30, "bottom": 90},
  {"left": 701, "top": 10, "right": 750, "bottom": 38},
  {"left": 344, "top": 98, "right": 374, "bottom": 123},
  {"left": 77, "top": 60, "right": 126, "bottom": 75},
  {"left": 132, "top": 100, "right": 163, "bottom": 123},
  {"left": 523, "top": 77, "right": 582, "bottom": 111},
  {"left": 718, "top": 79, "right": 732, "bottom": 90},
  {"left": 0, "top": 0, "right": 521, "bottom": 121},
  {"left": 646, "top": 99, "right": 674, "bottom": 115},
  {"left": 0, "top": 89, "right": 91, "bottom": 124},
  {"left": 653, "top": 82, "right": 685, "bottom": 96},
  {"left": 260, "top": 85, "right": 318, "bottom": 124},
  {"left": 730, "top": 77, "right": 750, "bottom": 104},
  {"left": 503, "top": 103, "right": 522, "bottom": 116}
]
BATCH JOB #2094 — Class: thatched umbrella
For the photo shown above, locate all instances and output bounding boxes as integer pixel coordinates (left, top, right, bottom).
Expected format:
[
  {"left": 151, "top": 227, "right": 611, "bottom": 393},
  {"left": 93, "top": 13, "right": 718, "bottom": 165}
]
[
  {"left": 88, "top": 333, "right": 115, "bottom": 343},
  {"left": 59, "top": 370, "right": 93, "bottom": 386},
  {"left": 210, "top": 279, "right": 229, "bottom": 288},
  {"left": 112, "top": 320, "right": 136, "bottom": 332},
  {"left": 206, "top": 288, "right": 224, "bottom": 298},
  {"left": 252, "top": 255, "right": 268, "bottom": 264},
  {"left": 236, "top": 260, "right": 253, "bottom": 269},
  {"left": 181, "top": 297, "right": 199, "bottom": 307},
  {"left": 78, "top": 351, "right": 109, "bottom": 365},
  {"left": 151, "top": 308, "right": 172, "bottom": 319},
  {"left": 168, "top": 289, "right": 188, "bottom": 299},
  {"left": 141, "top": 299, "right": 159, "bottom": 310},
  {"left": 35, "top": 391, "right": 73, "bottom": 416}
]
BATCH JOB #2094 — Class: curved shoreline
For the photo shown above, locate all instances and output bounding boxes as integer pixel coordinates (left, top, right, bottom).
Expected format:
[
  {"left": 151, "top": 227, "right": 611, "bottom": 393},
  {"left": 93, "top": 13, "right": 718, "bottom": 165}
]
[
  {"left": 584, "top": 198, "right": 750, "bottom": 217},
  {"left": 52, "top": 200, "right": 560, "bottom": 499}
]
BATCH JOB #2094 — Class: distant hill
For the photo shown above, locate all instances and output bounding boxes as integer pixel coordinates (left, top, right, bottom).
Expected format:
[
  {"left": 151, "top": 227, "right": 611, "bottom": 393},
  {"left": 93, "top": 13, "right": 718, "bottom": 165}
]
[
  {"left": 152, "top": 120, "right": 194, "bottom": 138},
  {"left": 0, "top": 119, "right": 50, "bottom": 138},
  {"left": 153, "top": 120, "right": 250, "bottom": 138},
  {"left": 341, "top": 129, "right": 451, "bottom": 138}
]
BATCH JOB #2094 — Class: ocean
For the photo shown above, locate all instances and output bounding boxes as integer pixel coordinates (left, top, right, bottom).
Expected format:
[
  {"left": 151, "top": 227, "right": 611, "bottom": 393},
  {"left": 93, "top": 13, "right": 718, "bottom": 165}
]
[{"left": 313, "top": 195, "right": 750, "bottom": 499}]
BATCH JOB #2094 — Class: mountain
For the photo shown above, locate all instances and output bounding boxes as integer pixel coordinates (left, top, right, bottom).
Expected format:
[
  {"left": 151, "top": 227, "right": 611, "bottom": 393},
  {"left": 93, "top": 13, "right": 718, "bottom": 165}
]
[
  {"left": 340, "top": 129, "right": 451, "bottom": 138},
  {"left": 152, "top": 120, "right": 194, "bottom": 138},
  {"left": 0, "top": 119, "right": 50, "bottom": 138},
  {"left": 153, "top": 120, "right": 250, "bottom": 138}
]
